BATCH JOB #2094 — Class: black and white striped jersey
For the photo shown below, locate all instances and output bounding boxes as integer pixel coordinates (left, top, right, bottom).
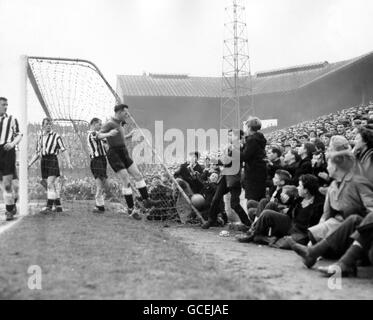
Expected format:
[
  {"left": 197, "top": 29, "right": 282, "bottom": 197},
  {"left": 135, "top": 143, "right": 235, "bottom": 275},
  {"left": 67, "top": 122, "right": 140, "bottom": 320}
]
[
  {"left": 36, "top": 131, "right": 66, "bottom": 156},
  {"left": 0, "top": 113, "right": 21, "bottom": 146},
  {"left": 87, "top": 130, "right": 106, "bottom": 158}
]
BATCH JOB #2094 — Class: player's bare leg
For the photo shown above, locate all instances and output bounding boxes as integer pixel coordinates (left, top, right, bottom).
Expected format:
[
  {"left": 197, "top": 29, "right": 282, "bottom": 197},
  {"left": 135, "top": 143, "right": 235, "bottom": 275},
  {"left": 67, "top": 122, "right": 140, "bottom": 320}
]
[
  {"left": 2, "top": 174, "right": 16, "bottom": 221},
  {"left": 117, "top": 168, "right": 141, "bottom": 219},
  {"left": 12, "top": 179, "right": 19, "bottom": 205},
  {"left": 54, "top": 176, "right": 64, "bottom": 212},
  {"left": 127, "top": 162, "right": 153, "bottom": 209},
  {"left": 41, "top": 175, "right": 57, "bottom": 214}
]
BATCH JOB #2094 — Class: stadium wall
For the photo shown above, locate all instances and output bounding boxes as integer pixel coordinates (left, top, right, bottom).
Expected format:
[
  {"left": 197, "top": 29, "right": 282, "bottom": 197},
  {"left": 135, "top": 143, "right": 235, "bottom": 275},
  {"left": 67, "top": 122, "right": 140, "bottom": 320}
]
[
  {"left": 118, "top": 57, "right": 373, "bottom": 134},
  {"left": 122, "top": 96, "right": 220, "bottom": 134}
]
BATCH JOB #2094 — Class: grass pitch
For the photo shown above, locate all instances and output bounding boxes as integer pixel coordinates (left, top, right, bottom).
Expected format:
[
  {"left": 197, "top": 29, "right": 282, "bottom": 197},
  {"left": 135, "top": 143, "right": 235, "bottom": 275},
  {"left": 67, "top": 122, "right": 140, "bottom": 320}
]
[{"left": 0, "top": 204, "right": 266, "bottom": 300}]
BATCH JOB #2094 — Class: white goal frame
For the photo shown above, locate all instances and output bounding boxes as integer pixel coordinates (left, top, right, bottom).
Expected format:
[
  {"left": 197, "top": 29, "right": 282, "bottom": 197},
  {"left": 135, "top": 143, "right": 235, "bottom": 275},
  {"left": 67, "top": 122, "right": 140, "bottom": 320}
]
[{"left": 21, "top": 55, "right": 205, "bottom": 222}]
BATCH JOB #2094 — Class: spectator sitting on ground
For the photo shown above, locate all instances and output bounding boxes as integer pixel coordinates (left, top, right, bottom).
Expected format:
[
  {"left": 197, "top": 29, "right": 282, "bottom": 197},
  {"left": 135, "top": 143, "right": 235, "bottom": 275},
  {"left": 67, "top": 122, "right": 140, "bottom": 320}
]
[
  {"left": 247, "top": 169, "right": 292, "bottom": 223},
  {"left": 301, "top": 150, "right": 373, "bottom": 254},
  {"left": 239, "top": 174, "right": 324, "bottom": 249}
]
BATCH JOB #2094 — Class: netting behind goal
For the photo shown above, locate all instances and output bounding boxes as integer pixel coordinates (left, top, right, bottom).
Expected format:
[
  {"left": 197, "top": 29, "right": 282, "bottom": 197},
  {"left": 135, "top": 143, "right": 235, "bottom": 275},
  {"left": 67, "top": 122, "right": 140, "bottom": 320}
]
[{"left": 26, "top": 57, "right": 202, "bottom": 222}]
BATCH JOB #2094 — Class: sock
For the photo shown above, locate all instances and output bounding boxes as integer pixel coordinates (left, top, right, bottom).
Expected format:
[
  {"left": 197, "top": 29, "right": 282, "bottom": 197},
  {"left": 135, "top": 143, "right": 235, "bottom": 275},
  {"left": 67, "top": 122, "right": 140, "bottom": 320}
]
[
  {"left": 95, "top": 193, "right": 105, "bottom": 208},
  {"left": 339, "top": 242, "right": 363, "bottom": 268},
  {"left": 4, "top": 191, "right": 15, "bottom": 212},
  {"left": 47, "top": 190, "right": 56, "bottom": 208},
  {"left": 136, "top": 180, "right": 148, "bottom": 200},
  {"left": 308, "top": 239, "right": 330, "bottom": 258},
  {"left": 123, "top": 187, "right": 134, "bottom": 209}
]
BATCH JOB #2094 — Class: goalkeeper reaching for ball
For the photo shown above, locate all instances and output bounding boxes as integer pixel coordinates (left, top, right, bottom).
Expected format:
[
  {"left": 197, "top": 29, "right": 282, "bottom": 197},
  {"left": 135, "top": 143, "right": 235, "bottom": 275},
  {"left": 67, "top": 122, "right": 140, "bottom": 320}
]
[{"left": 99, "top": 104, "right": 154, "bottom": 219}]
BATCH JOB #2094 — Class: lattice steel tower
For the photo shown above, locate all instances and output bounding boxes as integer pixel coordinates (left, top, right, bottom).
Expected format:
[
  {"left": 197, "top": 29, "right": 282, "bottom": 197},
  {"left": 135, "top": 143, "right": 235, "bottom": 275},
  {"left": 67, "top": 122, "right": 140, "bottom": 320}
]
[{"left": 220, "top": 0, "right": 253, "bottom": 130}]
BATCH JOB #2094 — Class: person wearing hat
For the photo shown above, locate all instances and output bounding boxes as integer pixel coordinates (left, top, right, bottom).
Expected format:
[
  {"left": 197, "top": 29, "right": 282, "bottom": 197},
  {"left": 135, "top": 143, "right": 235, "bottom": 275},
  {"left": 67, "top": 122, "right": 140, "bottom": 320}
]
[{"left": 241, "top": 117, "right": 268, "bottom": 201}]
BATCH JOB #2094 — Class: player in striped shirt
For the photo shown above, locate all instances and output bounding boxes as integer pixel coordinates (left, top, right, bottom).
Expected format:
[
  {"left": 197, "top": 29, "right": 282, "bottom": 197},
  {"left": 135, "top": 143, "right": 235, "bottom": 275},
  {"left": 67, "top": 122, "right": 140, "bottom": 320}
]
[
  {"left": 0, "top": 97, "right": 23, "bottom": 221},
  {"left": 87, "top": 117, "right": 116, "bottom": 213},
  {"left": 28, "top": 117, "right": 73, "bottom": 213}
]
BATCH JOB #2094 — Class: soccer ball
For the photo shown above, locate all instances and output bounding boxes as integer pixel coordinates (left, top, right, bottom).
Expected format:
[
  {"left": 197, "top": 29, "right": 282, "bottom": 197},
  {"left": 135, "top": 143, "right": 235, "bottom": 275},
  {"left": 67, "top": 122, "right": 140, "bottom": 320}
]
[{"left": 190, "top": 194, "right": 206, "bottom": 210}]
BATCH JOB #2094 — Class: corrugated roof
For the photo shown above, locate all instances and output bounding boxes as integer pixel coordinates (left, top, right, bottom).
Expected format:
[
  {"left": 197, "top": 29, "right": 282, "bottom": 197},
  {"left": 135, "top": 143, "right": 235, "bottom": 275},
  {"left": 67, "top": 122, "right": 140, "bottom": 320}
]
[{"left": 117, "top": 51, "right": 373, "bottom": 98}]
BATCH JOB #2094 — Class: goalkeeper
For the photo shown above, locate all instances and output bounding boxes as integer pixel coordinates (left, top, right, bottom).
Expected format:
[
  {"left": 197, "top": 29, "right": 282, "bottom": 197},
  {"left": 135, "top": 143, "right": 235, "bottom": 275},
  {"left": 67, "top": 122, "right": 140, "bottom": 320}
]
[{"left": 99, "top": 104, "right": 154, "bottom": 218}]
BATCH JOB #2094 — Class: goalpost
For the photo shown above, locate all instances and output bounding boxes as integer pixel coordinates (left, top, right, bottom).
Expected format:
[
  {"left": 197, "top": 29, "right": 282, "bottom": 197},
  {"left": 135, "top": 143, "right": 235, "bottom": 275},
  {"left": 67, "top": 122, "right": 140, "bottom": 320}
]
[
  {"left": 19, "top": 55, "right": 29, "bottom": 219},
  {"left": 21, "top": 55, "right": 204, "bottom": 223}
]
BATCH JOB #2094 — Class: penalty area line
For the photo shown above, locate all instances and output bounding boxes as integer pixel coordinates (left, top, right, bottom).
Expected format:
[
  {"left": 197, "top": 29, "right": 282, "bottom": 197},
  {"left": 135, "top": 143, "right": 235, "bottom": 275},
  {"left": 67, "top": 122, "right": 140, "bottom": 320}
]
[
  {"left": 0, "top": 215, "right": 26, "bottom": 236},
  {"left": 0, "top": 207, "right": 31, "bottom": 236}
]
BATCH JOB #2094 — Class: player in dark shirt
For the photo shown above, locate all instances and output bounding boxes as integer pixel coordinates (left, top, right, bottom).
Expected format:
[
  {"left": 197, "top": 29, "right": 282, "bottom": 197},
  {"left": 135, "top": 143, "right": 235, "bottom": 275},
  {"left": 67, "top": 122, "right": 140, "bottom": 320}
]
[{"left": 99, "top": 104, "right": 154, "bottom": 219}]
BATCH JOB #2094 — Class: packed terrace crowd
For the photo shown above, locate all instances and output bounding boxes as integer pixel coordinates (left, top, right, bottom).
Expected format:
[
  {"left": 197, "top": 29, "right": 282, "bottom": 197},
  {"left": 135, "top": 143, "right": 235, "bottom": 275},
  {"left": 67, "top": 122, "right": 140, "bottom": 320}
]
[{"left": 188, "top": 102, "right": 373, "bottom": 278}]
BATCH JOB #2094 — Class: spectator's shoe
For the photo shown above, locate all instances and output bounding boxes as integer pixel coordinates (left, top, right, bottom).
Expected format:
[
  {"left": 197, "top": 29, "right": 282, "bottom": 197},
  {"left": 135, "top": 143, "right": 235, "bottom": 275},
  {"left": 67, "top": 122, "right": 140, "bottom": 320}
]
[
  {"left": 236, "top": 231, "right": 255, "bottom": 243},
  {"left": 228, "top": 222, "right": 250, "bottom": 232},
  {"left": 201, "top": 220, "right": 219, "bottom": 229},
  {"left": 253, "top": 235, "right": 277, "bottom": 246},
  {"left": 5, "top": 208, "right": 16, "bottom": 221},
  {"left": 129, "top": 208, "right": 142, "bottom": 221},
  {"left": 40, "top": 207, "right": 53, "bottom": 215},
  {"left": 285, "top": 236, "right": 317, "bottom": 268},
  {"left": 220, "top": 212, "right": 228, "bottom": 225},
  {"left": 317, "top": 263, "right": 357, "bottom": 278},
  {"left": 92, "top": 207, "right": 105, "bottom": 214}
]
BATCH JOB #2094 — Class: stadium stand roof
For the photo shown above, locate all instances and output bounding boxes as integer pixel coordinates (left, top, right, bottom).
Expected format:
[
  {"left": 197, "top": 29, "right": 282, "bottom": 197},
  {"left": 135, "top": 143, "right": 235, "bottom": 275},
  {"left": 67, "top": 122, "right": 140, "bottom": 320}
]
[{"left": 117, "top": 51, "right": 373, "bottom": 98}]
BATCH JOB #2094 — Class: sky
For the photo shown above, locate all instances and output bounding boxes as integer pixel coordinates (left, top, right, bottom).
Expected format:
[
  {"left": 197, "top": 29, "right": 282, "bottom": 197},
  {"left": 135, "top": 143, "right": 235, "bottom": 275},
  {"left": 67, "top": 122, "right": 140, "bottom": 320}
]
[{"left": 1, "top": 0, "right": 373, "bottom": 120}]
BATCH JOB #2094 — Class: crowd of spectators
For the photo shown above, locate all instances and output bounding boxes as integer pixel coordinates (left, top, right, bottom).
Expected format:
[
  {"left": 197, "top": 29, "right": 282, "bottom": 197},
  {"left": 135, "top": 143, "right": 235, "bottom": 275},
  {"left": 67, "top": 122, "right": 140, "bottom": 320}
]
[{"left": 170, "top": 102, "right": 373, "bottom": 278}]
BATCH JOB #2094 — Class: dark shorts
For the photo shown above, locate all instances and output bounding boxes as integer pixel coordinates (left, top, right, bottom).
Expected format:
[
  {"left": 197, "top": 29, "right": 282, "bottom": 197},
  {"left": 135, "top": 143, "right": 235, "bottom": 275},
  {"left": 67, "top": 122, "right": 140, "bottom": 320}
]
[
  {"left": 90, "top": 156, "right": 108, "bottom": 180},
  {"left": 0, "top": 146, "right": 16, "bottom": 178},
  {"left": 41, "top": 155, "right": 60, "bottom": 179},
  {"left": 107, "top": 146, "right": 134, "bottom": 172}
]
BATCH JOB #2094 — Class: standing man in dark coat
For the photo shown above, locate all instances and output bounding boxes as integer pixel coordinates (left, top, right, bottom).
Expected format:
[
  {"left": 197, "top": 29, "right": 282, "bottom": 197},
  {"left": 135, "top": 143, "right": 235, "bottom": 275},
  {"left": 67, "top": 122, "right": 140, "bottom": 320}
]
[
  {"left": 202, "top": 130, "right": 250, "bottom": 229},
  {"left": 241, "top": 117, "right": 268, "bottom": 201}
]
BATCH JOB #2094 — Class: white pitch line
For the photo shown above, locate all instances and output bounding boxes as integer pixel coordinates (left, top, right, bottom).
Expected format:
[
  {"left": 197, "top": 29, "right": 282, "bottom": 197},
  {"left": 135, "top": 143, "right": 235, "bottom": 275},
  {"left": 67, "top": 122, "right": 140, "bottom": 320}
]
[
  {"left": 0, "top": 206, "right": 29, "bottom": 236},
  {"left": 0, "top": 215, "right": 26, "bottom": 236},
  {"left": 0, "top": 202, "right": 44, "bottom": 236}
]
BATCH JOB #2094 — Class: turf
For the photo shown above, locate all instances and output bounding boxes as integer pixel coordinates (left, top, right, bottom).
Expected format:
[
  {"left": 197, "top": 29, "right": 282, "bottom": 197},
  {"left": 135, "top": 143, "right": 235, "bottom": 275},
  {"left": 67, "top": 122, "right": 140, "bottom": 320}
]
[{"left": 0, "top": 206, "right": 274, "bottom": 300}]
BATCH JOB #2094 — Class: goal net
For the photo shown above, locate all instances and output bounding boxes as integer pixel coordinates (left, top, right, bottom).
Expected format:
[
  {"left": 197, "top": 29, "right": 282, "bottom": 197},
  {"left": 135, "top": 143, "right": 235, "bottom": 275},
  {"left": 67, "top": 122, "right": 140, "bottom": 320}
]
[{"left": 26, "top": 57, "right": 203, "bottom": 223}]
